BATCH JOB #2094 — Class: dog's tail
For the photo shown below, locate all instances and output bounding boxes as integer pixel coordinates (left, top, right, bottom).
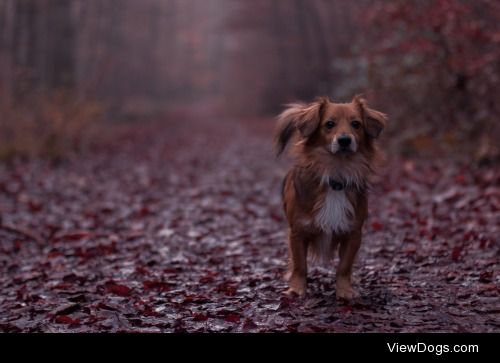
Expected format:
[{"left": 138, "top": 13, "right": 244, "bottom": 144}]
[{"left": 308, "top": 234, "right": 338, "bottom": 265}]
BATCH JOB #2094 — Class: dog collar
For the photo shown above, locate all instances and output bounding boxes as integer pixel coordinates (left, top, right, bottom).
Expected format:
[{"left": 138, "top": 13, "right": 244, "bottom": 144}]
[{"left": 329, "top": 178, "right": 346, "bottom": 191}]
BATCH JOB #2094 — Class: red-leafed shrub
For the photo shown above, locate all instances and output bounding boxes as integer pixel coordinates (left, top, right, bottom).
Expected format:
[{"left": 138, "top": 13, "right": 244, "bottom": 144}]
[{"left": 352, "top": 0, "right": 500, "bottom": 160}]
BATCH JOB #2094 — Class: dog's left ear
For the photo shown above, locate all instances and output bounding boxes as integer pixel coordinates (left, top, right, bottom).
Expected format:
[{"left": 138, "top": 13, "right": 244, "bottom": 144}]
[{"left": 353, "top": 95, "right": 387, "bottom": 139}]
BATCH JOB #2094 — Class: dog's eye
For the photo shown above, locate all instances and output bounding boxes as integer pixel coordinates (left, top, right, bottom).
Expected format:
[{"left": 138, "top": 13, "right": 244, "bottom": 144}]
[
  {"left": 325, "top": 120, "right": 336, "bottom": 129},
  {"left": 351, "top": 121, "right": 361, "bottom": 129}
]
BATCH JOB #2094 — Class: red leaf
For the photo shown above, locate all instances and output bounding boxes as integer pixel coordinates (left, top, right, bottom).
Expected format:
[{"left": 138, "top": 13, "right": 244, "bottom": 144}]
[
  {"left": 136, "top": 206, "right": 151, "bottom": 218},
  {"left": 479, "top": 271, "right": 493, "bottom": 283},
  {"left": 242, "top": 318, "right": 257, "bottom": 331},
  {"left": 193, "top": 313, "right": 209, "bottom": 321},
  {"left": 55, "top": 315, "right": 79, "bottom": 325},
  {"left": 135, "top": 266, "right": 149, "bottom": 275},
  {"left": 216, "top": 281, "right": 237, "bottom": 296},
  {"left": 403, "top": 245, "right": 417, "bottom": 255},
  {"left": 224, "top": 313, "right": 241, "bottom": 323},
  {"left": 142, "top": 305, "right": 158, "bottom": 317},
  {"left": 199, "top": 271, "right": 218, "bottom": 284},
  {"left": 106, "top": 282, "right": 132, "bottom": 297},
  {"left": 451, "top": 246, "right": 462, "bottom": 261},
  {"left": 478, "top": 284, "right": 497, "bottom": 293},
  {"left": 455, "top": 174, "right": 466, "bottom": 184},
  {"left": 57, "top": 231, "right": 92, "bottom": 241},
  {"left": 341, "top": 305, "right": 354, "bottom": 313},
  {"left": 28, "top": 200, "right": 42, "bottom": 212},
  {"left": 371, "top": 221, "right": 383, "bottom": 231},
  {"left": 52, "top": 282, "right": 72, "bottom": 290},
  {"left": 48, "top": 250, "right": 63, "bottom": 258},
  {"left": 143, "top": 280, "right": 170, "bottom": 292}
]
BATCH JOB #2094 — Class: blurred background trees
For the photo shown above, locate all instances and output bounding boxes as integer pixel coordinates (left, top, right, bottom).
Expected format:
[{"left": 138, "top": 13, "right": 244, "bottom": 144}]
[{"left": 0, "top": 0, "right": 498, "bottom": 161}]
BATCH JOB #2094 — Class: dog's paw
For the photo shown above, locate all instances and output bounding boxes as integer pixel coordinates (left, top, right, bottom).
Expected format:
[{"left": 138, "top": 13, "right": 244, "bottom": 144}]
[
  {"left": 286, "top": 277, "right": 307, "bottom": 297},
  {"left": 336, "top": 286, "right": 359, "bottom": 301},
  {"left": 285, "top": 287, "right": 306, "bottom": 298}
]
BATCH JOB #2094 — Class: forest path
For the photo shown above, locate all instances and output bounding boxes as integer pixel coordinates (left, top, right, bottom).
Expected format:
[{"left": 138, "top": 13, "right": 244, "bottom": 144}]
[{"left": 0, "top": 113, "right": 498, "bottom": 332}]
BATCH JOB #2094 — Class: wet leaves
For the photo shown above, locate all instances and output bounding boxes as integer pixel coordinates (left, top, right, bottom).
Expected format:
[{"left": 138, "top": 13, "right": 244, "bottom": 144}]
[
  {"left": 54, "top": 315, "right": 80, "bottom": 325},
  {"left": 0, "top": 118, "right": 498, "bottom": 332},
  {"left": 105, "top": 282, "right": 133, "bottom": 297}
]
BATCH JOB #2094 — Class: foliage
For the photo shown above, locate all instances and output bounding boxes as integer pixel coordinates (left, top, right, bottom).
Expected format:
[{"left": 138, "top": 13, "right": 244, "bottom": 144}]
[
  {"left": 0, "top": 91, "right": 103, "bottom": 160},
  {"left": 356, "top": 0, "right": 500, "bottom": 159}
]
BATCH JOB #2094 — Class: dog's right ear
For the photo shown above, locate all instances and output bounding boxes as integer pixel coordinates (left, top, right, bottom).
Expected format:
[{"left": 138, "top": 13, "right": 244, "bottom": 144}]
[{"left": 275, "top": 97, "right": 329, "bottom": 156}]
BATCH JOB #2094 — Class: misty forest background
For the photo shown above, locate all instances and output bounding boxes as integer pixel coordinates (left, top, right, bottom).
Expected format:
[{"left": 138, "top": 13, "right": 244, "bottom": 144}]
[
  {"left": 0, "top": 0, "right": 499, "bottom": 333},
  {"left": 1, "top": 0, "right": 499, "bottom": 161}
]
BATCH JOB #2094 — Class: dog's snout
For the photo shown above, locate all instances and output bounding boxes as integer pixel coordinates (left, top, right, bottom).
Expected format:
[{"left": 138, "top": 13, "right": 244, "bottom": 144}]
[{"left": 337, "top": 135, "right": 352, "bottom": 148}]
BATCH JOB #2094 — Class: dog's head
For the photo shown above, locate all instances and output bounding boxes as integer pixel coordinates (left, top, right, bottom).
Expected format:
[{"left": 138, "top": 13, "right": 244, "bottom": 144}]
[{"left": 275, "top": 96, "right": 387, "bottom": 157}]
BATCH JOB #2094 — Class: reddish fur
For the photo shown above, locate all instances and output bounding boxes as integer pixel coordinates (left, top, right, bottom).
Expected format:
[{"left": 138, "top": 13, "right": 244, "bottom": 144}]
[{"left": 275, "top": 96, "right": 387, "bottom": 299}]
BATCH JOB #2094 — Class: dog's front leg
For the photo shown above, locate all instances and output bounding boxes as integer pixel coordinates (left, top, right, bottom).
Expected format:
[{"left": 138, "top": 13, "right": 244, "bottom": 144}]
[
  {"left": 336, "top": 231, "right": 361, "bottom": 300},
  {"left": 286, "top": 229, "right": 308, "bottom": 297}
]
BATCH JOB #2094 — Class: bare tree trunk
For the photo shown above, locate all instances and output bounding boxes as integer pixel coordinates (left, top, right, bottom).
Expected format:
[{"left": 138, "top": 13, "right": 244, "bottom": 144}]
[
  {"left": 304, "top": 0, "right": 331, "bottom": 95},
  {"left": 45, "top": 0, "right": 76, "bottom": 90},
  {"left": 12, "top": 0, "right": 39, "bottom": 101},
  {"left": 268, "top": 1, "right": 288, "bottom": 108},
  {"left": 0, "top": 0, "right": 15, "bottom": 105}
]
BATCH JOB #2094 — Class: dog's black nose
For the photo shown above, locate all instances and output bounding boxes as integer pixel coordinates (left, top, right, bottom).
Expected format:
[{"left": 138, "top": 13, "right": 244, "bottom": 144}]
[{"left": 338, "top": 135, "right": 352, "bottom": 148}]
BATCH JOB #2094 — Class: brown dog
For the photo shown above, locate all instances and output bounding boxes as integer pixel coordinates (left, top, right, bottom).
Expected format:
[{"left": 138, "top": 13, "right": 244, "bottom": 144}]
[{"left": 275, "top": 95, "right": 387, "bottom": 299}]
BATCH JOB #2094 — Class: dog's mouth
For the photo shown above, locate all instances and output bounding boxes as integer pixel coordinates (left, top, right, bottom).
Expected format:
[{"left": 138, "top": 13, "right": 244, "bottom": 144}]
[
  {"left": 336, "top": 147, "right": 355, "bottom": 155},
  {"left": 329, "top": 145, "right": 356, "bottom": 156}
]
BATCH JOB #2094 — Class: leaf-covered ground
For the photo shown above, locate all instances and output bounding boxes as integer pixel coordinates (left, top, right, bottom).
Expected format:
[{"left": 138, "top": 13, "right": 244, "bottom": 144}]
[{"left": 0, "top": 113, "right": 498, "bottom": 332}]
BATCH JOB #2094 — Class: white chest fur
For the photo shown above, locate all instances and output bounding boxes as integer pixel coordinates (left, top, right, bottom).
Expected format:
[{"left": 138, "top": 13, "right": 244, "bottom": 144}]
[{"left": 314, "top": 189, "right": 354, "bottom": 234}]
